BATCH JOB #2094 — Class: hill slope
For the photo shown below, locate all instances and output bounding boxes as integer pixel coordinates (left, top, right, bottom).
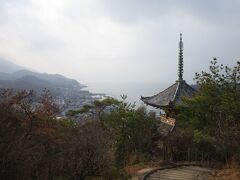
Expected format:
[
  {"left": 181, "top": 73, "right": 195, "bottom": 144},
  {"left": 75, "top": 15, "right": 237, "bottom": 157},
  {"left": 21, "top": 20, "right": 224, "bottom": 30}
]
[
  {"left": 0, "top": 71, "right": 84, "bottom": 90},
  {"left": 0, "top": 58, "right": 25, "bottom": 73},
  {"left": 11, "top": 70, "right": 83, "bottom": 88},
  {"left": 0, "top": 75, "right": 56, "bottom": 90}
]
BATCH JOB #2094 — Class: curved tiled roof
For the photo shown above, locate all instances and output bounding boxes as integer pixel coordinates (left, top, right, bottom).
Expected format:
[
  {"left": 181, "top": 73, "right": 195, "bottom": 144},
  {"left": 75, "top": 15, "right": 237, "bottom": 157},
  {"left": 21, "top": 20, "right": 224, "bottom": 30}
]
[{"left": 141, "top": 80, "right": 196, "bottom": 108}]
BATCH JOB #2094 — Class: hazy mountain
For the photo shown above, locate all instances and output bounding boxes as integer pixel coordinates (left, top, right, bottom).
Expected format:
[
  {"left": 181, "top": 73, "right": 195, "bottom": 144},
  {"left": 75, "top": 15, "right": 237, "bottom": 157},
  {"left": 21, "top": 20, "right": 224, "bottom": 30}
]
[
  {"left": 0, "top": 58, "right": 25, "bottom": 73},
  {"left": 0, "top": 75, "right": 54, "bottom": 90},
  {"left": 0, "top": 70, "right": 84, "bottom": 90},
  {"left": 12, "top": 70, "right": 82, "bottom": 88},
  {"left": 0, "top": 72, "right": 13, "bottom": 81},
  {"left": 0, "top": 59, "right": 84, "bottom": 90},
  {"left": 0, "top": 59, "right": 98, "bottom": 115}
]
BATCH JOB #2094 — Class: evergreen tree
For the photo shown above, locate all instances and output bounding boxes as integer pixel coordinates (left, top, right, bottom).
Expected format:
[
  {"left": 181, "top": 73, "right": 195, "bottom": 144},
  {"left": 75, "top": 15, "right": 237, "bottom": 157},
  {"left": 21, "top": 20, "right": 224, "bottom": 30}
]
[{"left": 178, "top": 58, "right": 240, "bottom": 165}]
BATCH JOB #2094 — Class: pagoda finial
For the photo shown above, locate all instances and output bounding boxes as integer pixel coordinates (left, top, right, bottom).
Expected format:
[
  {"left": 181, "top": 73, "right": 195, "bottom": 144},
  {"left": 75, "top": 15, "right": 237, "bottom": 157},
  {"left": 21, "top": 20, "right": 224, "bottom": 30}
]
[{"left": 178, "top": 33, "right": 184, "bottom": 81}]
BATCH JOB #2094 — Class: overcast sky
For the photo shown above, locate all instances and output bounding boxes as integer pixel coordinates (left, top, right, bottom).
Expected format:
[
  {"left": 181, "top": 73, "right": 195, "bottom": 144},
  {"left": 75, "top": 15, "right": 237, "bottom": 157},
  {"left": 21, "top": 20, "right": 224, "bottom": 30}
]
[{"left": 0, "top": 0, "right": 239, "bottom": 83}]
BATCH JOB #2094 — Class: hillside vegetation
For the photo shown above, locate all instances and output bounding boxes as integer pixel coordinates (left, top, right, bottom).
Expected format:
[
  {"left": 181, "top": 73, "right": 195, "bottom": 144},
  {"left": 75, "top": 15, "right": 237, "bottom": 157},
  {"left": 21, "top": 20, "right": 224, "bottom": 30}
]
[{"left": 0, "top": 59, "right": 239, "bottom": 179}]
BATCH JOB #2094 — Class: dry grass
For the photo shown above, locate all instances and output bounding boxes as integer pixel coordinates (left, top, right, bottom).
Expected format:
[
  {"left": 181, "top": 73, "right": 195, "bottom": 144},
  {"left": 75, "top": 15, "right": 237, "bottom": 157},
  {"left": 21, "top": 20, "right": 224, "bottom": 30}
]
[{"left": 209, "top": 167, "right": 240, "bottom": 180}]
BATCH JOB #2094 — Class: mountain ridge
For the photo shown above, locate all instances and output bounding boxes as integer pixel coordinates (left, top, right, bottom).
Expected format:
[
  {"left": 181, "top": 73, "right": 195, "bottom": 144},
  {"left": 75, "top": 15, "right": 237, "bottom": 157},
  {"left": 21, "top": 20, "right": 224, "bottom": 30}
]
[
  {"left": 0, "top": 58, "right": 25, "bottom": 73},
  {"left": 0, "top": 58, "right": 85, "bottom": 90}
]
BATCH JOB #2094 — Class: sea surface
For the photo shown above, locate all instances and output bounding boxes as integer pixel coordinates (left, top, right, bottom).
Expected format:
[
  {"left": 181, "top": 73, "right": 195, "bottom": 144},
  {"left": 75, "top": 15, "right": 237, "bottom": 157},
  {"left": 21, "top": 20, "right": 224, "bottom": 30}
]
[{"left": 83, "top": 82, "right": 172, "bottom": 113}]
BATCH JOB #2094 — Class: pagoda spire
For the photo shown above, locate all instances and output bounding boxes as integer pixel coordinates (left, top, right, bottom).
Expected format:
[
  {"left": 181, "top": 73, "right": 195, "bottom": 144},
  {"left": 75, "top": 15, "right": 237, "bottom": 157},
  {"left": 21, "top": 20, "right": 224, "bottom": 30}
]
[{"left": 178, "top": 33, "right": 184, "bottom": 81}]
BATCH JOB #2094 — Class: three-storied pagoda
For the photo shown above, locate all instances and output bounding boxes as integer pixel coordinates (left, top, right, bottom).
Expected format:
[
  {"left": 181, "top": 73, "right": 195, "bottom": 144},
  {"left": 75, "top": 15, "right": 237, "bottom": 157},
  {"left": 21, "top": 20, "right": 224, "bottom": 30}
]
[{"left": 141, "top": 34, "right": 196, "bottom": 134}]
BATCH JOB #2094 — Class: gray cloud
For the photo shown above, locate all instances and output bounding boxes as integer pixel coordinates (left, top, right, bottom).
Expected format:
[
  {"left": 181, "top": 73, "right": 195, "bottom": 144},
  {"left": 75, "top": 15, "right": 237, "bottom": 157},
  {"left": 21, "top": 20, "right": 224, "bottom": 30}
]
[
  {"left": 97, "top": 0, "right": 240, "bottom": 25},
  {"left": 0, "top": 0, "right": 239, "bottom": 83}
]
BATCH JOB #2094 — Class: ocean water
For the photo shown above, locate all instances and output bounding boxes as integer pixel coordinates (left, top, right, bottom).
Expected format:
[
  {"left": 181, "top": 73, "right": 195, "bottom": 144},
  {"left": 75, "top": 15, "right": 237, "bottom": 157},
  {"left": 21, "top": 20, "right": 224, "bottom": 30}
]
[{"left": 83, "top": 82, "right": 172, "bottom": 113}]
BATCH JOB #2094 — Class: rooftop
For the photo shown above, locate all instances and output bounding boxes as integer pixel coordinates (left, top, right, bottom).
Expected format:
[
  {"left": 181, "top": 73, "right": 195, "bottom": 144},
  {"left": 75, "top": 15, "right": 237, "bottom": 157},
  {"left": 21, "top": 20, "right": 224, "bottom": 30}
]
[{"left": 141, "top": 80, "right": 196, "bottom": 108}]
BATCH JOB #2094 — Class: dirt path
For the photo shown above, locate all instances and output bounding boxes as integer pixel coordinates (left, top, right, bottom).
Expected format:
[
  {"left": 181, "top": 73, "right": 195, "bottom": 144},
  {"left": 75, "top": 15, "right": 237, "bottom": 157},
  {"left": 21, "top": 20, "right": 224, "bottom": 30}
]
[{"left": 145, "top": 166, "right": 212, "bottom": 180}]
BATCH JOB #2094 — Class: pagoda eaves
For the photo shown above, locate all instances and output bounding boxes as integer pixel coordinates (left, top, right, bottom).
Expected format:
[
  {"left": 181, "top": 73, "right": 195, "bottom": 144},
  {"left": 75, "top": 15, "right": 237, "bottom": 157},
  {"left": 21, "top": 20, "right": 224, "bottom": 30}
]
[{"left": 141, "top": 80, "right": 196, "bottom": 108}]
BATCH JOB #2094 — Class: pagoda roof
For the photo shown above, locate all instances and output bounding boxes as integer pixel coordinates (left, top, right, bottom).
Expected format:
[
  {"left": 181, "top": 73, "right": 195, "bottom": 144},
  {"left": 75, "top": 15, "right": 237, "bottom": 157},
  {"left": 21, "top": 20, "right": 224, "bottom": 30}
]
[{"left": 141, "top": 80, "right": 196, "bottom": 108}]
